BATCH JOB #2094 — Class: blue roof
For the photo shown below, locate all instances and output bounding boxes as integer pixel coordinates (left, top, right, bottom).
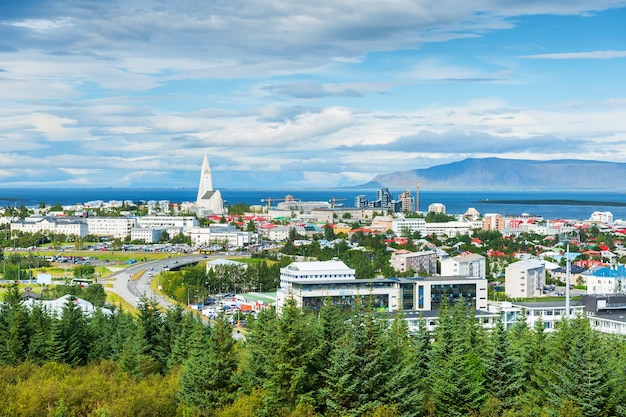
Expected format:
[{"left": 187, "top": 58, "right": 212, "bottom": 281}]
[{"left": 589, "top": 265, "right": 626, "bottom": 278}]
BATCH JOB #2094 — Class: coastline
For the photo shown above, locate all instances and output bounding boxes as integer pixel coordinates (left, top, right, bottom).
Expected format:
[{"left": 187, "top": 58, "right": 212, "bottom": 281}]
[{"left": 477, "top": 199, "right": 626, "bottom": 207}]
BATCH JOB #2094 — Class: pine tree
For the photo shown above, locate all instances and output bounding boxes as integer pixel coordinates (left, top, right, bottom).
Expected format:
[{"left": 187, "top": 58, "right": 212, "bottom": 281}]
[
  {"left": 543, "top": 318, "right": 612, "bottom": 417},
  {"left": 26, "top": 304, "right": 53, "bottom": 364},
  {"left": 383, "top": 315, "right": 427, "bottom": 417},
  {"left": 0, "top": 283, "right": 30, "bottom": 364},
  {"left": 428, "top": 299, "right": 487, "bottom": 417},
  {"left": 179, "top": 314, "right": 239, "bottom": 414}
]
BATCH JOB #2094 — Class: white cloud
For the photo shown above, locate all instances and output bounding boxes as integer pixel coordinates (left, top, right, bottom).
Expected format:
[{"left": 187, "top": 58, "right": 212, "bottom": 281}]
[{"left": 519, "top": 50, "right": 626, "bottom": 59}]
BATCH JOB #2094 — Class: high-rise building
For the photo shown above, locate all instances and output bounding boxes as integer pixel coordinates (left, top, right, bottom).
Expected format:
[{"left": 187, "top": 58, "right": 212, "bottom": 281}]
[{"left": 398, "top": 191, "right": 415, "bottom": 213}]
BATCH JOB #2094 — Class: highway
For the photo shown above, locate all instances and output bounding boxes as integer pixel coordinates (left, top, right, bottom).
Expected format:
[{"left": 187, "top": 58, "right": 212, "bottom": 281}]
[
  {"left": 108, "top": 255, "right": 205, "bottom": 309},
  {"left": 106, "top": 254, "right": 246, "bottom": 340}
]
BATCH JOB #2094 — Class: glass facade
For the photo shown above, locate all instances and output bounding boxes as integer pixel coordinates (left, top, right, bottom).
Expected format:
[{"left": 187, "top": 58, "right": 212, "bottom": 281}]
[
  {"left": 430, "top": 283, "right": 478, "bottom": 310},
  {"left": 401, "top": 283, "right": 414, "bottom": 310},
  {"left": 302, "top": 294, "right": 389, "bottom": 312}
]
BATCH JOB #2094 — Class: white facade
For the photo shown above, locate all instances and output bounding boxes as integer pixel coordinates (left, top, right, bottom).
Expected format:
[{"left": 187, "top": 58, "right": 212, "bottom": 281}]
[
  {"left": 276, "top": 260, "right": 488, "bottom": 314},
  {"left": 11, "top": 216, "right": 88, "bottom": 237},
  {"left": 489, "top": 301, "right": 584, "bottom": 332},
  {"left": 441, "top": 253, "right": 486, "bottom": 279},
  {"left": 136, "top": 215, "right": 197, "bottom": 229},
  {"left": 428, "top": 203, "right": 446, "bottom": 214},
  {"left": 130, "top": 227, "right": 164, "bottom": 243},
  {"left": 423, "top": 220, "right": 482, "bottom": 238},
  {"left": 585, "top": 275, "right": 626, "bottom": 295},
  {"left": 505, "top": 259, "right": 546, "bottom": 299},
  {"left": 86, "top": 217, "right": 136, "bottom": 239},
  {"left": 392, "top": 217, "right": 426, "bottom": 235},
  {"left": 187, "top": 226, "right": 255, "bottom": 248},
  {"left": 590, "top": 211, "right": 613, "bottom": 224}
]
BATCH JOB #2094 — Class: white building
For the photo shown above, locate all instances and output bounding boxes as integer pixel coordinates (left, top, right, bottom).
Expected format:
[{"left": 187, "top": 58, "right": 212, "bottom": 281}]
[
  {"left": 441, "top": 253, "right": 486, "bottom": 279},
  {"left": 11, "top": 216, "right": 89, "bottom": 237},
  {"left": 428, "top": 203, "right": 446, "bottom": 214},
  {"left": 86, "top": 217, "right": 136, "bottom": 239},
  {"left": 505, "top": 259, "right": 546, "bottom": 299},
  {"left": 590, "top": 211, "right": 613, "bottom": 224},
  {"left": 194, "top": 153, "right": 224, "bottom": 216},
  {"left": 423, "top": 220, "right": 482, "bottom": 238},
  {"left": 136, "top": 215, "right": 197, "bottom": 229},
  {"left": 130, "top": 227, "right": 165, "bottom": 244},
  {"left": 187, "top": 226, "right": 255, "bottom": 248},
  {"left": 489, "top": 300, "right": 583, "bottom": 332},
  {"left": 392, "top": 217, "right": 426, "bottom": 236},
  {"left": 276, "top": 260, "right": 488, "bottom": 314}
]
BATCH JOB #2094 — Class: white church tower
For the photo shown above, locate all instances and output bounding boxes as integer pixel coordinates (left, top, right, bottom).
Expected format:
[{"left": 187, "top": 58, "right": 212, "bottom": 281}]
[{"left": 194, "top": 153, "right": 224, "bottom": 216}]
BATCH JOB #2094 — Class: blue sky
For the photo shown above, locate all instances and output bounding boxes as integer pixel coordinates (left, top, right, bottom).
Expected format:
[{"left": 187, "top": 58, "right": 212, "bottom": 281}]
[{"left": 1, "top": 0, "right": 625, "bottom": 189}]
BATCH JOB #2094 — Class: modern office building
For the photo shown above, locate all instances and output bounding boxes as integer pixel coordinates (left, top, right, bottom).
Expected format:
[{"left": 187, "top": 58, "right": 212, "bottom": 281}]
[{"left": 276, "top": 260, "right": 488, "bottom": 314}]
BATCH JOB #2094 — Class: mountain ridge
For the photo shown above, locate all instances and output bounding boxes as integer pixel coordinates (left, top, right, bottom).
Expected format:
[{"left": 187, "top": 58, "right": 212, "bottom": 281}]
[{"left": 360, "top": 157, "right": 626, "bottom": 191}]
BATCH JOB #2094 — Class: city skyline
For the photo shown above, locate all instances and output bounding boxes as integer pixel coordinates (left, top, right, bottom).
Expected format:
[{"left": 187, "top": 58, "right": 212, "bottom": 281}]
[{"left": 1, "top": 1, "right": 625, "bottom": 189}]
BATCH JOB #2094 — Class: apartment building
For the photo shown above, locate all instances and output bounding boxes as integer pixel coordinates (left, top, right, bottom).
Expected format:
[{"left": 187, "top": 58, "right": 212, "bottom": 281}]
[
  {"left": 505, "top": 259, "right": 546, "bottom": 298},
  {"left": 390, "top": 250, "right": 437, "bottom": 274},
  {"left": 441, "top": 253, "right": 486, "bottom": 279}
]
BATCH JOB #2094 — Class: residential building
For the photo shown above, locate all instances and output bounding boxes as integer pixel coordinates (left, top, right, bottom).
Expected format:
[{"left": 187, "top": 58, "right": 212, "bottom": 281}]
[
  {"left": 441, "top": 253, "right": 486, "bottom": 279},
  {"left": 583, "top": 265, "right": 626, "bottom": 294},
  {"left": 398, "top": 191, "right": 415, "bottom": 213},
  {"left": 390, "top": 250, "right": 438, "bottom": 274},
  {"left": 482, "top": 213, "right": 505, "bottom": 231},
  {"left": 422, "top": 220, "right": 482, "bottom": 238},
  {"left": 505, "top": 259, "right": 546, "bottom": 298},
  {"left": 428, "top": 203, "right": 446, "bottom": 214}
]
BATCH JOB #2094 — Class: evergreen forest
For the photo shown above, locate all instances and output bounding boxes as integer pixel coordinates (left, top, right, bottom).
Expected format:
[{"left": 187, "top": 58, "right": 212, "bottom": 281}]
[{"left": 1, "top": 283, "right": 625, "bottom": 417}]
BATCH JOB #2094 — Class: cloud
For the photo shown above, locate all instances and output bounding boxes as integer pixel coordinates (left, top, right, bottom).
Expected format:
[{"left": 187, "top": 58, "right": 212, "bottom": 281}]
[
  {"left": 262, "top": 81, "right": 362, "bottom": 98},
  {"left": 519, "top": 50, "right": 626, "bottom": 59}
]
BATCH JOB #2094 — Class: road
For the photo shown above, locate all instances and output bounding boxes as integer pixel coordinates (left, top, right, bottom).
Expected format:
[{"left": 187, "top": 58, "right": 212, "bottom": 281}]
[
  {"left": 108, "top": 255, "right": 205, "bottom": 309},
  {"left": 106, "top": 254, "right": 246, "bottom": 340}
]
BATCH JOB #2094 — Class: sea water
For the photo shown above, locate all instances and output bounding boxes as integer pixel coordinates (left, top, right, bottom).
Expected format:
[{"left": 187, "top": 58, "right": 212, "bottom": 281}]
[{"left": 1, "top": 188, "right": 626, "bottom": 221}]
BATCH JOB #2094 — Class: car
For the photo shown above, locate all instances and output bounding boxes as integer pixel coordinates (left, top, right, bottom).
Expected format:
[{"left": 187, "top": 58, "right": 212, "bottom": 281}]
[{"left": 555, "top": 292, "right": 564, "bottom": 296}]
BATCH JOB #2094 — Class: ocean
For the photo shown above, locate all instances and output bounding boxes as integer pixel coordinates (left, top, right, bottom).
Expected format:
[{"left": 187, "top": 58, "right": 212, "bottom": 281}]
[{"left": 1, "top": 187, "right": 626, "bottom": 221}]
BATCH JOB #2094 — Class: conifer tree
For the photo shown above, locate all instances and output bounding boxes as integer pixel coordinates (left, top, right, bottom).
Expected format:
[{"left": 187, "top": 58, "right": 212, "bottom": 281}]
[
  {"left": 543, "top": 318, "right": 612, "bottom": 417},
  {"left": 26, "top": 303, "right": 53, "bottom": 364},
  {"left": 428, "top": 299, "right": 486, "bottom": 416},
  {"left": 0, "top": 283, "right": 30, "bottom": 364}
]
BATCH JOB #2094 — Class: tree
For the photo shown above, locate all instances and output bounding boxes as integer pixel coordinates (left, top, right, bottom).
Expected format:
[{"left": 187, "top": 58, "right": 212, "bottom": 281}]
[
  {"left": 180, "top": 314, "right": 238, "bottom": 413},
  {"left": 0, "top": 283, "right": 30, "bottom": 364}
]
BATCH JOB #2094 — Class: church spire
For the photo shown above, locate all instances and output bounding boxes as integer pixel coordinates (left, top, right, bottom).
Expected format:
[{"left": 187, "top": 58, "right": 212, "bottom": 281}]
[{"left": 196, "top": 152, "right": 213, "bottom": 202}]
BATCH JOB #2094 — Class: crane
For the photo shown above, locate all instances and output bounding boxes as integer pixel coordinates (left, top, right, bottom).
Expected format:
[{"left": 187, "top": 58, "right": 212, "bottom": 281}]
[
  {"left": 260, "top": 195, "right": 301, "bottom": 212},
  {"left": 414, "top": 181, "right": 428, "bottom": 213},
  {"left": 394, "top": 180, "right": 428, "bottom": 213}
]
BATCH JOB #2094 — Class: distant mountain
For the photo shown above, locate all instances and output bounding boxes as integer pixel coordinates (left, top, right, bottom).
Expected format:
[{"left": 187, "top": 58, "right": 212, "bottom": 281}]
[{"left": 360, "top": 158, "right": 626, "bottom": 191}]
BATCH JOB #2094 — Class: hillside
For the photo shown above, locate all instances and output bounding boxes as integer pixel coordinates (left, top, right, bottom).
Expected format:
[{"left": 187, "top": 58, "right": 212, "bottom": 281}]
[{"left": 361, "top": 157, "right": 626, "bottom": 191}]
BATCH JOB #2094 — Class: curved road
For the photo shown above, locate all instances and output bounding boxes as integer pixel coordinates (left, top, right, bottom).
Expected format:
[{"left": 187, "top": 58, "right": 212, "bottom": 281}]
[
  {"left": 106, "top": 254, "right": 246, "bottom": 340},
  {"left": 109, "top": 255, "right": 205, "bottom": 309}
]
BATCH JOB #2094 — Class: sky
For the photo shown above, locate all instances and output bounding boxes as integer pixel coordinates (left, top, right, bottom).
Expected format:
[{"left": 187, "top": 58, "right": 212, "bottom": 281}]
[{"left": 1, "top": 0, "right": 626, "bottom": 190}]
